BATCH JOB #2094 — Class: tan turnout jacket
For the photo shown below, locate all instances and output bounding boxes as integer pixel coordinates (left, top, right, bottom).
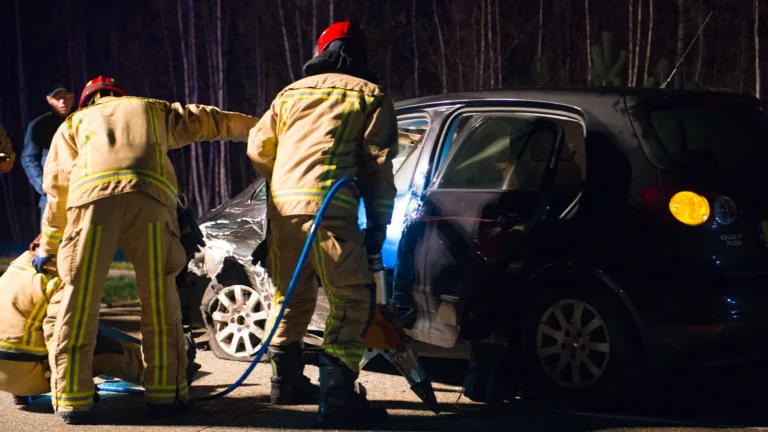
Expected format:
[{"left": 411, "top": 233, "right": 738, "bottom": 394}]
[
  {"left": 247, "top": 73, "right": 399, "bottom": 225},
  {"left": 0, "top": 251, "right": 63, "bottom": 360},
  {"left": 40, "top": 96, "right": 258, "bottom": 255},
  {"left": 0, "top": 123, "right": 14, "bottom": 174}
]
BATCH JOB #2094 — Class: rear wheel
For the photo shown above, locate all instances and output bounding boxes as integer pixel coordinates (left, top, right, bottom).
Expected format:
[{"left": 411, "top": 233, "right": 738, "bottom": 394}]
[{"left": 520, "top": 281, "right": 644, "bottom": 407}]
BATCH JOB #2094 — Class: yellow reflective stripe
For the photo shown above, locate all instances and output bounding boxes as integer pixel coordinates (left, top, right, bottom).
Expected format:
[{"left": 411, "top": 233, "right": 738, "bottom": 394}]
[
  {"left": 54, "top": 390, "right": 94, "bottom": 406},
  {"left": 374, "top": 199, "right": 395, "bottom": 213},
  {"left": 324, "top": 346, "right": 366, "bottom": 359},
  {"left": 24, "top": 294, "right": 48, "bottom": 346},
  {"left": 67, "top": 225, "right": 102, "bottom": 394},
  {"left": 281, "top": 88, "right": 367, "bottom": 106},
  {"left": 148, "top": 104, "right": 164, "bottom": 177},
  {"left": 69, "top": 169, "right": 178, "bottom": 202},
  {"left": 83, "top": 130, "right": 93, "bottom": 177},
  {"left": 319, "top": 100, "right": 355, "bottom": 191},
  {"left": 43, "top": 226, "right": 63, "bottom": 241},
  {"left": 278, "top": 99, "right": 290, "bottom": 141},
  {"left": 55, "top": 390, "right": 93, "bottom": 398},
  {"left": 148, "top": 222, "right": 167, "bottom": 386},
  {"left": 0, "top": 341, "right": 48, "bottom": 355},
  {"left": 271, "top": 188, "right": 358, "bottom": 209},
  {"left": 313, "top": 232, "right": 336, "bottom": 342}
]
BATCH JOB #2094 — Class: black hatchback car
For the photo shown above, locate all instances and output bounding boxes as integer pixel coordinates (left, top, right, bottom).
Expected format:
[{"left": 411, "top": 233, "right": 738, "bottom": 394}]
[{"left": 178, "top": 88, "right": 768, "bottom": 405}]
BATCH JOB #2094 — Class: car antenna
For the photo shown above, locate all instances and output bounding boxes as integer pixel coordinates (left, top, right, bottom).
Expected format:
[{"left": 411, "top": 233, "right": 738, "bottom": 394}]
[{"left": 660, "top": 10, "right": 714, "bottom": 89}]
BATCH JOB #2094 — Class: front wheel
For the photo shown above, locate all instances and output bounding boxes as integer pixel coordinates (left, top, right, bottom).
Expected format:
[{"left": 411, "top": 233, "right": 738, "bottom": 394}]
[
  {"left": 203, "top": 283, "right": 270, "bottom": 362},
  {"left": 519, "top": 282, "right": 645, "bottom": 408}
]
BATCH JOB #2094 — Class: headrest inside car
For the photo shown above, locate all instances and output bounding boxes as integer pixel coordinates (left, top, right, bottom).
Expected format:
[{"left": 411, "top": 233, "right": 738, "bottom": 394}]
[{"left": 529, "top": 127, "right": 557, "bottom": 162}]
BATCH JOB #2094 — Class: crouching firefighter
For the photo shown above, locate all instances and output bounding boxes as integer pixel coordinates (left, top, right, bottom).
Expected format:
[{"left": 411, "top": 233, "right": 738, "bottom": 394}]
[
  {"left": 32, "top": 75, "right": 258, "bottom": 424},
  {"left": 0, "top": 236, "right": 145, "bottom": 407},
  {"left": 247, "top": 22, "right": 398, "bottom": 428}
]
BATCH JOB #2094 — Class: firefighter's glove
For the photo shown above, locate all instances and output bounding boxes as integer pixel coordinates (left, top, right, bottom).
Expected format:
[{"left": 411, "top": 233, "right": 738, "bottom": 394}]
[
  {"left": 363, "top": 224, "right": 387, "bottom": 256},
  {"left": 32, "top": 251, "right": 53, "bottom": 273}
]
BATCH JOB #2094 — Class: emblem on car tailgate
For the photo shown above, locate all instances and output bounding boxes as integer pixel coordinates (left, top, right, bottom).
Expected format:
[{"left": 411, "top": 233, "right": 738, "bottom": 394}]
[{"left": 714, "top": 196, "right": 737, "bottom": 225}]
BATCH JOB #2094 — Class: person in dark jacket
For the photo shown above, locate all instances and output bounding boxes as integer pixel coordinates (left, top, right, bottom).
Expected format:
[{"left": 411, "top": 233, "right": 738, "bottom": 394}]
[{"left": 22, "top": 84, "right": 74, "bottom": 225}]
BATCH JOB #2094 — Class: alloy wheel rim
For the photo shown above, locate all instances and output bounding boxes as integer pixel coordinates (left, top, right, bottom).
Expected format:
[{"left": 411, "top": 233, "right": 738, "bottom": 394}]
[
  {"left": 209, "top": 285, "right": 269, "bottom": 357},
  {"left": 536, "top": 299, "right": 610, "bottom": 389}
]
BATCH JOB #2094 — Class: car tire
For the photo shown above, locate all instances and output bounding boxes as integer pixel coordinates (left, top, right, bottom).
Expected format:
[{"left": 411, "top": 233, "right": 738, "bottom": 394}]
[
  {"left": 202, "top": 282, "right": 271, "bottom": 362},
  {"left": 519, "top": 280, "right": 644, "bottom": 408}
]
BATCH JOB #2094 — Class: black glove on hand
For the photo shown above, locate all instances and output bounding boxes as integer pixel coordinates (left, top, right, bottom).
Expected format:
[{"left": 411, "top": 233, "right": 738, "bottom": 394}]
[{"left": 363, "top": 224, "right": 387, "bottom": 256}]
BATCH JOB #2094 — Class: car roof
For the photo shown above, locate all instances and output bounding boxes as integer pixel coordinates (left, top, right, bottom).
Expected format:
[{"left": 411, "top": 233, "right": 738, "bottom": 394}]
[{"left": 393, "top": 87, "right": 753, "bottom": 110}]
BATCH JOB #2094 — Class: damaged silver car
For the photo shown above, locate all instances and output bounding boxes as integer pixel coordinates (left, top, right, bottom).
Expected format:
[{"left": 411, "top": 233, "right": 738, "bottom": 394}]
[{"left": 178, "top": 179, "right": 330, "bottom": 361}]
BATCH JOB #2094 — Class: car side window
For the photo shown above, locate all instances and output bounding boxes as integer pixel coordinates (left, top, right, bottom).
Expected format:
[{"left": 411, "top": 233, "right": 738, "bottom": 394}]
[
  {"left": 437, "top": 114, "right": 562, "bottom": 191},
  {"left": 394, "top": 117, "right": 430, "bottom": 173},
  {"left": 249, "top": 184, "right": 267, "bottom": 203}
]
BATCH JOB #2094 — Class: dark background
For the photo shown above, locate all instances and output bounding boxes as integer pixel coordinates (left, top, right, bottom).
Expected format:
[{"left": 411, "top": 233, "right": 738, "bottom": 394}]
[{"left": 0, "top": 0, "right": 764, "bottom": 246}]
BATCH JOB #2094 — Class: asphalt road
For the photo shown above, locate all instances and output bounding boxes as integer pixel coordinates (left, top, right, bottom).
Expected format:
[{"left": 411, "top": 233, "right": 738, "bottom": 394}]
[{"left": 1, "top": 307, "right": 767, "bottom": 432}]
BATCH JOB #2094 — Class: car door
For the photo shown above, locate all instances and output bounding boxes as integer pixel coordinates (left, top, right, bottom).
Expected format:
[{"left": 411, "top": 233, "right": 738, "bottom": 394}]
[{"left": 399, "top": 107, "right": 585, "bottom": 348}]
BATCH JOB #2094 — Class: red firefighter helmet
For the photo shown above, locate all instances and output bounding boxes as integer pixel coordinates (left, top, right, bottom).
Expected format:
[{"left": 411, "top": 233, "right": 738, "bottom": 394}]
[
  {"left": 79, "top": 75, "right": 126, "bottom": 108},
  {"left": 315, "top": 21, "right": 369, "bottom": 57}
]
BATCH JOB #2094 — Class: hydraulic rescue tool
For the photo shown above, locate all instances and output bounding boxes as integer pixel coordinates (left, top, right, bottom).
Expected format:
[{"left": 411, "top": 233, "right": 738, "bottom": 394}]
[{"left": 96, "top": 177, "right": 441, "bottom": 414}]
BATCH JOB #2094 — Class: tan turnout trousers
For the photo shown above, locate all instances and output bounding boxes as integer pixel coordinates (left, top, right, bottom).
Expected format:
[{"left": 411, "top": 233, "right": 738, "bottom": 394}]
[
  {"left": 265, "top": 210, "right": 375, "bottom": 373},
  {"left": 50, "top": 191, "right": 187, "bottom": 412}
]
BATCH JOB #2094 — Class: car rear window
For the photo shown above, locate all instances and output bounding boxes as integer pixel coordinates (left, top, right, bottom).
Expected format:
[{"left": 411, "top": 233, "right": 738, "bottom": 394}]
[{"left": 635, "top": 96, "right": 768, "bottom": 170}]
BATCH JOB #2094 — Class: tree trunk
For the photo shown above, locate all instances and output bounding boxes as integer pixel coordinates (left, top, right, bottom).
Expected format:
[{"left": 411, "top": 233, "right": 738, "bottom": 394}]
[
  {"left": 694, "top": 2, "right": 703, "bottom": 86},
  {"left": 633, "top": 0, "right": 643, "bottom": 86},
  {"left": 433, "top": 0, "right": 448, "bottom": 93},
  {"left": 537, "top": 0, "right": 543, "bottom": 81},
  {"left": 487, "top": 0, "right": 494, "bottom": 88},
  {"left": 643, "top": 0, "right": 653, "bottom": 86},
  {"left": 312, "top": 0, "right": 317, "bottom": 42},
  {"left": 628, "top": 0, "right": 634, "bottom": 86},
  {"left": 277, "top": 0, "right": 296, "bottom": 82},
  {"left": 756, "top": 0, "right": 761, "bottom": 98},
  {"left": 412, "top": 0, "right": 419, "bottom": 96},
  {"left": 13, "top": 0, "right": 28, "bottom": 128},
  {"left": 674, "top": 0, "right": 684, "bottom": 89},
  {"left": 217, "top": 0, "right": 229, "bottom": 201},
  {"left": 385, "top": 1, "right": 393, "bottom": 91},
  {"left": 177, "top": 0, "right": 190, "bottom": 103},
  {"left": 480, "top": 0, "right": 486, "bottom": 89},
  {"left": 495, "top": 0, "right": 502, "bottom": 86},
  {"left": 329, "top": 0, "right": 334, "bottom": 25},
  {"left": 585, "top": 0, "right": 592, "bottom": 85},
  {"left": 472, "top": 7, "right": 478, "bottom": 89},
  {"left": 160, "top": 4, "right": 178, "bottom": 100},
  {"left": 454, "top": 4, "right": 464, "bottom": 91},
  {"left": 188, "top": 0, "right": 206, "bottom": 214},
  {"left": 295, "top": 1, "right": 304, "bottom": 67}
]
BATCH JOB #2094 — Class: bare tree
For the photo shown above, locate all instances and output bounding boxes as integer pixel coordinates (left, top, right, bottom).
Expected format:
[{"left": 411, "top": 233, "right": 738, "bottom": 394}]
[
  {"left": 13, "top": 0, "right": 28, "bottom": 128},
  {"left": 633, "top": 0, "right": 643, "bottom": 86},
  {"left": 643, "top": 0, "right": 654, "bottom": 86},
  {"left": 495, "top": 0, "right": 502, "bottom": 86},
  {"left": 217, "top": 0, "right": 229, "bottom": 201},
  {"left": 412, "top": 0, "right": 419, "bottom": 96},
  {"left": 329, "top": 0, "right": 334, "bottom": 25},
  {"left": 487, "top": 0, "right": 495, "bottom": 88},
  {"left": 585, "top": 0, "right": 592, "bottom": 85},
  {"left": 177, "top": 0, "right": 190, "bottom": 102},
  {"left": 480, "top": 0, "right": 486, "bottom": 88},
  {"left": 277, "top": 0, "right": 296, "bottom": 82},
  {"left": 311, "top": 0, "right": 317, "bottom": 48},
  {"left": 628, "top": 0, "right": 634, "bottom": 86},
  {"left": 674, "top": 0, "right": 685, "bottom": 89},
  {"left": 433, "top": 0, "right": 448, "bottom": 93},
  {"left": 537, "top": 0, "right": 543, "bottom": 79},
  {"left": 694, "top": 1, "right": 704, "bottom": 86},
  {"left": 756, "top": 0, "right": 761, "bottom": 98},
  {"left": 295, "top": 1, "right": 304, "bottom": 67}
]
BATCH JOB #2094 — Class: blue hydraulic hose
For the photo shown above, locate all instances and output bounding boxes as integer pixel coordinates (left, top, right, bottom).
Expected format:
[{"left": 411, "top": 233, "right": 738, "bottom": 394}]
[{"left": 97, "top": 177, "right": 357, "bottom": 402}]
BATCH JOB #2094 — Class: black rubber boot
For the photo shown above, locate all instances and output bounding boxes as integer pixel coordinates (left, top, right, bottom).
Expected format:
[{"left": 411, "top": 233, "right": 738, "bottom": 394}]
[
  {"left": 317, "top": 352, "right": 388, "bottom": 428},
  {"left": 185, "top": 333, "right": 201, "bottom": 385},
  {"left": 268, "top": 342, "right": 320, "bottom": 405},
  {"left": 12, "top": 395, "right": 30, "bottom": 406},
  {"left": 57, "top": 410, "right": 90, "bottom": 425}
]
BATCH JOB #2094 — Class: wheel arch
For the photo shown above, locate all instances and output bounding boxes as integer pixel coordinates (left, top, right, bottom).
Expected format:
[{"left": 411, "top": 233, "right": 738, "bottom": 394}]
[{"left": 510, "top": 261, "right": 655, "bottom": 369}]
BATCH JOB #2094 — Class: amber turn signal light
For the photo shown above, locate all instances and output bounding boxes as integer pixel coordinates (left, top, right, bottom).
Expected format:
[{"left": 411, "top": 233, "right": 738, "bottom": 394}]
[{"left": 669, "top": 191, "right": 710, "bottom": 226}]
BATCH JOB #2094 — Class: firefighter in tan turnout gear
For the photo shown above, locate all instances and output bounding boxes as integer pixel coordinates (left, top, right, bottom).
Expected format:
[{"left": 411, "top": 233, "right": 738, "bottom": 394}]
[
  {"left": 0, "top": 235, "right": 144, "bottom": 407},
  {"left": 33, "top": 75, "right": 258, "bottom": 424},
  {"left": 247, "top": 22, "right": 398, "bottom": 428},
  {"left": 0, "top": 123, "right": 15, "bottom": 174}
]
